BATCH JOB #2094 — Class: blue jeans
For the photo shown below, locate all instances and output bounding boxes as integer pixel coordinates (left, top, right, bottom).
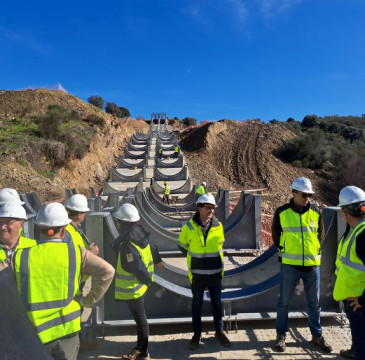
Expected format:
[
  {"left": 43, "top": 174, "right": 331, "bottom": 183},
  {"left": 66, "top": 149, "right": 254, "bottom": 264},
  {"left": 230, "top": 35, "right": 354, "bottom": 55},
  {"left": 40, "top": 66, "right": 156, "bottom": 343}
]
[
  {"left": 191, "top": 281, "right": 224, "bottom": 335},
  {"left": 276, "top": 263, "right": 322, "bottom": 337},
  {"left": 345, "top": 300, "right": 365, "bottom": 360}
]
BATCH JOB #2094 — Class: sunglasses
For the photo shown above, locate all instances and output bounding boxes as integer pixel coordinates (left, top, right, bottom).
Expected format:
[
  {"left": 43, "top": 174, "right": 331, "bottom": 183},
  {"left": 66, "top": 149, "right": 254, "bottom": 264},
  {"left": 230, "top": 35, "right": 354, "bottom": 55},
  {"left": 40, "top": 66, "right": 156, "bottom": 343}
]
[{"left": 294, "top": 191, "right": 312, "bottom": 199}]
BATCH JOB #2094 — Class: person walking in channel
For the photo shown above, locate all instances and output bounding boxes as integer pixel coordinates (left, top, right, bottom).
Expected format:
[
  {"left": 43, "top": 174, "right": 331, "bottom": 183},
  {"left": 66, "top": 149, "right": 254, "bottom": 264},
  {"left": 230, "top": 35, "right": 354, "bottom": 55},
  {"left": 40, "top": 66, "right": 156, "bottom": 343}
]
[
  {"left": 0, "top": 201, "right": 36, "bottom": 262},
  {"left": 178, "top": 193, "right": 230, "bottom": 350},
  {"left": 195, "top": 182, "right": 206, "bottom": 198},
  {"left": 158, "top": 148, "right": 163, "bottom": 159},
  {"left": 113, "top": 203, "right": 163, "bottom": 360},
  {"left": 163, "top": 181, "right": 171, "bottom": 205},
  {"left": 0, "top": 202, "right": 114, "bottom": 360},
  {"left": 173, "top": 145, "right": 179, "bottom": 159},
  {"left": 334, "top": 186, "right": 365, "bottom": 360},
  {"left": 272, "top": 177, "right": 332, "bottom": 353}
]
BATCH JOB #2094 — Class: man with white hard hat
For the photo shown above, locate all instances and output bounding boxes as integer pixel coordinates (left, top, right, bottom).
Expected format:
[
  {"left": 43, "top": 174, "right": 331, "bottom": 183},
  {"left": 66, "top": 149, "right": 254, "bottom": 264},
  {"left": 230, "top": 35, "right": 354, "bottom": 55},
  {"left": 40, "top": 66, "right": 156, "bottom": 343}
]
[
  {"left": 64, "top": 194, "right": 99, "bottom": 255},
  {"left": 0, "top": 202, "right": 115, "bottom": 360},
  {"left": 333, "top": 185, "right": 365, "bottom": 360},
  {"left": 0, "top": 200, "right": 36, "bottom": 262},
  {"left": 178, "top": 193, "right": 230, "bottom": 350},
  {"left": 0, "top": 187, "right": 24, "bottom": 205},
  {"left": 112, "top": 203, "right": 163, "bottom": 360},
  {"left": 271, "top": 177, "right": 331, "bottom": 353}
]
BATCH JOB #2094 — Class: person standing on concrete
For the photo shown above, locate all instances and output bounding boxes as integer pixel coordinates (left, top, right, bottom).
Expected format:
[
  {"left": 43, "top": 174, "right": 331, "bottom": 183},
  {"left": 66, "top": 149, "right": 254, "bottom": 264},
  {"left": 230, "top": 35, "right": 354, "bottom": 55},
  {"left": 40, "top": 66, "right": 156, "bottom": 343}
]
[
  {"left": 178, "top": 193, "right": 230, "bottom": 350},
  {"left": 334, "top": 186, "right": 365, "bottom": 360},
  {"left": 173, "top": 145, "right": 179, "bottom": 159},
  {"left": 163, "top": 181, "right": 171, "bottom": 205},
  {"left": 113, "top": 203, "right": 163, "bottom": 360},
  {"left": 0, "top": 202, "right": 115, "bottom": 360},
  {"left": 64, "top": 194, "right": 99, "bottom": 255},
  {"left": 195, "top": 182, "right": 206, "bottom": 198},
  {"left": 0, "top": 201, "right": 36, "bottom": 262},
  {"left": 158, "top": 148, "right": 163, "bottom": 159},
  {"left": 271, "top": 177, "right": 332, "bottom": 353}
]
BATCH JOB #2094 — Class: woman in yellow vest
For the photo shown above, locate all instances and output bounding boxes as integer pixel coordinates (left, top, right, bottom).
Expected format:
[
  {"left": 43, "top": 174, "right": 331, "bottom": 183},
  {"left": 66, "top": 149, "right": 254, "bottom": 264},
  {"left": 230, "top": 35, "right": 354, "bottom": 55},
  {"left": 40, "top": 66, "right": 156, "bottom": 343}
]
[
  {"left": 163, "top": 181, "right": 171, "bottom": 205},
  {"left": 334, "top": 186, "right": 365, "bottom": 360},
  {"left": 113, "top": 203, "right": 163, "bottom": 360}
]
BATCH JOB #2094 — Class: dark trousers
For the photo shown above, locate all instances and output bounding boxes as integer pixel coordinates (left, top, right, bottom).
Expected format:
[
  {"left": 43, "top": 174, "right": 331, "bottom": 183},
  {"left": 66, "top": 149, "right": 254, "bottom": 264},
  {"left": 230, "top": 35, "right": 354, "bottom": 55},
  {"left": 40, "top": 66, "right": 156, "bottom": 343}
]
[
  {"left": 191, "top": 281, "right": 224, "bottom": 336},
  {"left": 173, "top": 152, "right": 178, "bottom": 159},
  {"left": 46, "top": 333, "right": 80, "bottom": 360},
  {"left": 126, "top": 296, "right": 149, "bottom": 357},
  {"left": 163, "top": 194, "right": 170, "bottom": 205},
  {"left": 345, "top": 300, "right": 365, "bottom": 360}
]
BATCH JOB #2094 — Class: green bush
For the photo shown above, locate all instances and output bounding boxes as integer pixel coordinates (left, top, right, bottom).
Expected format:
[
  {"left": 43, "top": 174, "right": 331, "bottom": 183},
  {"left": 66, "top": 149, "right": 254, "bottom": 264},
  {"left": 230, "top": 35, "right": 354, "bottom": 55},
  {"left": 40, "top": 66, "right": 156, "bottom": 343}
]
[
  {"left": 84, "top": 114, "right": 105, "bottom": 128},
  {"left": 88, "top": 95, "right": 105, "bottom": 109}
]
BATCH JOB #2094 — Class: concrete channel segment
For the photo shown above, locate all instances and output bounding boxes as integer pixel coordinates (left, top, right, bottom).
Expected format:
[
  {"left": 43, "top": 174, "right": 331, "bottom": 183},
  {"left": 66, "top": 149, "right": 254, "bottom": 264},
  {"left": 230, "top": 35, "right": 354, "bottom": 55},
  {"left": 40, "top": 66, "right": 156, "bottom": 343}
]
[{"left": 7, "top": 124, "right": 346, "bottom": 340}]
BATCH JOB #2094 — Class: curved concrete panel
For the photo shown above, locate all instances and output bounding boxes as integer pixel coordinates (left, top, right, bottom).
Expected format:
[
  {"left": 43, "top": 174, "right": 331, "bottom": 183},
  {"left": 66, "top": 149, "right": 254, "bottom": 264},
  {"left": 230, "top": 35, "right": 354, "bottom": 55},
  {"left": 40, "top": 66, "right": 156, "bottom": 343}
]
[
  {"left": 117, "top": 156, "right": 147, "bottom": 169},
  {"left": 152, "top": 178, "right": 192, "bottom": 194},
  {"left": 110, "top": 167, "right": 145, "bottom": 182},
  {"left": 153, "top": 166, "right": 188, "bottom": 181},
  {"left": 124, "top": 148, "right": 148, "bottom": 159},
  {"left": 154, "top": 156, "right": 184, "bottom": 168},
  {"left": 128, "top": 142, "right": 149, "bottom": 151}
]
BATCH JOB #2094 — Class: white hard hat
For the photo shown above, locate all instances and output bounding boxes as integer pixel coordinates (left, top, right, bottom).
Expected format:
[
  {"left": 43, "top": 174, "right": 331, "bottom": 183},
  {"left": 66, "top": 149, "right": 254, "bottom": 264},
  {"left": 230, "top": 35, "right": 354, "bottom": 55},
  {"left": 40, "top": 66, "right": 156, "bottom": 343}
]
[
  {"left": 113, "top": 203, "right": 140, "bottom": 222},
  {"left": 202, "top": 182, "right": 207, "bottom": 186},
  {"left": 35, "top": 202, "right": 71, "bottom": 227},
  {"left": 338, "top": 186, "right": 365, "bottom": 207},
  {"left": 0, "top": 188, "right": 24, "bottom": 205},
  {"left": 0, "top": 201, "right": 27, "bottom": 220},
  {"left": 290, "top": 177, "right": 314, "bottom": 194},
  {"left": 64, "top": 194, "right": 90, "bottom": 212},
  {"left": 196, "top": 193, "right": 217, "bottom": 207}
]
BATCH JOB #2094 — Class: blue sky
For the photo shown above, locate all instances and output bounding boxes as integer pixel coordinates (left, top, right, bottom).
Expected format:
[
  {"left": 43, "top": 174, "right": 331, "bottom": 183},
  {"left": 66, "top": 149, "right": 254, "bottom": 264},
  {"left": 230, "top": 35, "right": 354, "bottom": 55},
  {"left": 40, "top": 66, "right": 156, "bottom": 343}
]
[{"left": 0, "top": 0, "right": 364, "bottom": 122}]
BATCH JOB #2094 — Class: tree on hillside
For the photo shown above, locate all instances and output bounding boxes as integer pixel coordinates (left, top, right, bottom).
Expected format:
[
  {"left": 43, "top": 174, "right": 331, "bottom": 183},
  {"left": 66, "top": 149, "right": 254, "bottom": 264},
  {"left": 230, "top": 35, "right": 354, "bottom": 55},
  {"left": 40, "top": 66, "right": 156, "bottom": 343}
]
[
  {"left": 301, "top": 114, "right": 319, "bottom": 128},
  {"left": 88, "top": 95, "right": 105, "bottom": 109},
  {"left": 105, "top": 102, "right": 131, "bottom": 118},
  {"left": 182, "top": 117, "right": 197, "bottom": 126}
]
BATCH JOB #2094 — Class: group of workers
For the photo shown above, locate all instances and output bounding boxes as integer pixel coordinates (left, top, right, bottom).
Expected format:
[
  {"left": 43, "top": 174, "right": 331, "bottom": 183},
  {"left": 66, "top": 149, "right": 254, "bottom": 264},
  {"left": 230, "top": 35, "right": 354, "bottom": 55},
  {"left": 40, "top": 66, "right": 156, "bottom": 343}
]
[{"left": 0, "top": 174, "right": 364, "bottom": 360}]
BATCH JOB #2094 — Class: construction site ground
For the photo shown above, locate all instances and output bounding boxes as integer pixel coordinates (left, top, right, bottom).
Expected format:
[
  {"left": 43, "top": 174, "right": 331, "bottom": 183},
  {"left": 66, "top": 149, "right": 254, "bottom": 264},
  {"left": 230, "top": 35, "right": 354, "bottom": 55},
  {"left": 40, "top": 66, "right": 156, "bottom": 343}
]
[{"left": 79, "top": 316, "right": 351, "bottom": 360}]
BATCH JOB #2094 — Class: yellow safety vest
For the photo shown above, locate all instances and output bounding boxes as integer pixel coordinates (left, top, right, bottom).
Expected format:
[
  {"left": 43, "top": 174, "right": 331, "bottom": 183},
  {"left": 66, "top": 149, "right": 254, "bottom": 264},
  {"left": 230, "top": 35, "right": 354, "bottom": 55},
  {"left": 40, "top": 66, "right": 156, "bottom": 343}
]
[
  {"left": 164, "top": 185, "right": 171, "bottom": 195},
  {"left": 0, "top": 236, "right": 36, "bottom": 262},
  {"left": 278, "top": 207, "right": 321, "bottom": 266},
  {"left": 178, "top": 218, "right": 224, "bottom": 283},
  {"left": 14, "top": 241, "right": 82, "bottom": 344},
  {"left": 196, "top": 185, "right": 205, "bottom": 195},
  {"left": 333, "top": 220, "right": 365, "bottom": 301},
  {"left": 66, "top": 224, "right": 90, "bottom": 296},
  {"left": 115, "top": 242, "right": 154, "bottom": 300},
  {"left": 174, "top": 147, "right": 178, "bottom": 152}
]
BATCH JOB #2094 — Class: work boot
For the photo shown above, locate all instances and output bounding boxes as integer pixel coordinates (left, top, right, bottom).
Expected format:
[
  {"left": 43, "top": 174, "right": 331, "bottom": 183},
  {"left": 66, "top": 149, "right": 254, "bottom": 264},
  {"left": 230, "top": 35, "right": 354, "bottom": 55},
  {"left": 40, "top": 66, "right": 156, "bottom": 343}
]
[
  {"left": 311, "top": 335, "right": 332, "bottom": 353},
  {"left": 275, "top": 334, "right": 286, "bottom": 352},
  {"left": 189, "top": 334, "right": 201, "bottom": 350},
  {"left": 215, "top": 331, "right": 231, "bottom": 347},
  {"left": 122, "top": 347, "right": 140, "bottom": 360},
  {"left": 340, "top": 346, "right": 355, "bottom": 359},
  {"left": 136, "top": 354, "right": 151, "bottom": 360}
]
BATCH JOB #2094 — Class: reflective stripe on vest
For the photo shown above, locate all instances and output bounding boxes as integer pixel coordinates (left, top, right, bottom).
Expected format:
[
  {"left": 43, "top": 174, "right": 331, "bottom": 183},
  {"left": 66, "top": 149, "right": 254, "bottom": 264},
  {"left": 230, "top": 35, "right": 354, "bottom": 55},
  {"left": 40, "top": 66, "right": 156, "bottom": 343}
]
[
  {"left": 279, "top": 207, "right": 321, "bottom": 266},
  {"left": 115, "top": 243, "right": 154, "bottom": 300},
  {"left": 333, "top": 221, "right": 365, "bottom": 301},
  {"left": 14, "top": 242, "right": 82, "bottom": 344},
  {"left": 180, "top": 218, "right": 224, "bottom": 283}
]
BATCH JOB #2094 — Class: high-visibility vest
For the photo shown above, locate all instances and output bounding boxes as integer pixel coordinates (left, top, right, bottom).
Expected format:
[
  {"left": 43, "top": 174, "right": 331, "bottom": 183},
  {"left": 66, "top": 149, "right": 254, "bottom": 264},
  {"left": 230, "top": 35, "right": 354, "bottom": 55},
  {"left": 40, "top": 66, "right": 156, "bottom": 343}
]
[
  {"left": 174, "top": 146, "right": 178, "bottom": 152},
  {"left": 0, "top": 236, "right": 36, "bottom": 262},
  {"left": 115, "top": 242, "right": 154, "bottom": 300},
  {"left": 178, "top": 218, "right": 224, "bottom": 283},
  {"left": 66, "top": 224, "right": 90, "bottom": 296},
  {"left": 14, "top": 241, "right": 82, "bottom": 344},
  {"left": 164, "top": 185, "right": 170, "bottom": 195},
  {"left": 278, "top": 207, "right": 321, "bottom": 266},
  {"left": 196, "top": 185, "right": 205, "bottom": 195},
  {"left": 333, "top": 220, "right": 365, "bottom": 301}
]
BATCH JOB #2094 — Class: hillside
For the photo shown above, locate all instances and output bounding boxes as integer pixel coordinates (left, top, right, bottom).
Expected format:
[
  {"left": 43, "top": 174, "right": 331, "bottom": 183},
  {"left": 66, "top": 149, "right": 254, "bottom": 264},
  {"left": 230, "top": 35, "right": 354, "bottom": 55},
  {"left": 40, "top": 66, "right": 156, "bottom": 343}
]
[
  {"left": 180, "top": 120, "right": 336, "bottom": 214},
  {"left": 0, "top": 89, "right": 149, "bottom": 201}
]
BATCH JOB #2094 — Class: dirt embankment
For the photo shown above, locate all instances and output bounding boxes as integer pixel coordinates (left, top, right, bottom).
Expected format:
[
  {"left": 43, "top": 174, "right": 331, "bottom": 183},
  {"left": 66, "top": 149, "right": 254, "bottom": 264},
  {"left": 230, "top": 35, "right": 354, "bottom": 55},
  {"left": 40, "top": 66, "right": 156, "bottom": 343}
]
[
  {"left": 0, "top": 89, "right": 149, "bottom": 202},
  {"left": 180, "top": 120, "right": 334, "bottom": 215}
]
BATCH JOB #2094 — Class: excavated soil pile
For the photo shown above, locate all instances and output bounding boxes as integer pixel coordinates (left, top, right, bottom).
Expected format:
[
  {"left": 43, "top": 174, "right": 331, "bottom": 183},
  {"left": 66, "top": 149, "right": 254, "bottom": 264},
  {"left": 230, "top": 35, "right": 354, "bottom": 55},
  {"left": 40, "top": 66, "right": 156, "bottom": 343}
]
[{"left": 180, "top": 120, "right": 334, "bottom": 247}]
